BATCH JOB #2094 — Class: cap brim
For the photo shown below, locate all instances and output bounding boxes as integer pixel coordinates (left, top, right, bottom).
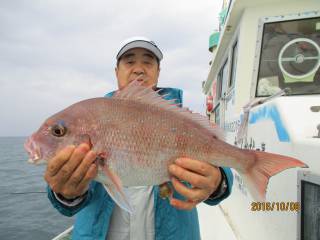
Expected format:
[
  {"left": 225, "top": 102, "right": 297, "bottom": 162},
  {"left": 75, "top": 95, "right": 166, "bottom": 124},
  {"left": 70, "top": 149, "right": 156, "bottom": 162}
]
[{"left": 116, "top": 40, "right": 163, "bottom": 61}]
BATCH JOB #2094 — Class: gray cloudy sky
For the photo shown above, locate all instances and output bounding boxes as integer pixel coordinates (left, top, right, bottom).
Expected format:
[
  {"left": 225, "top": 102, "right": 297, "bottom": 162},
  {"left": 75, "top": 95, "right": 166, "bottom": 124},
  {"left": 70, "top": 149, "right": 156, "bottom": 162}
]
[{"left": 0, "top": 0, "right": 222, "bottom": 137}]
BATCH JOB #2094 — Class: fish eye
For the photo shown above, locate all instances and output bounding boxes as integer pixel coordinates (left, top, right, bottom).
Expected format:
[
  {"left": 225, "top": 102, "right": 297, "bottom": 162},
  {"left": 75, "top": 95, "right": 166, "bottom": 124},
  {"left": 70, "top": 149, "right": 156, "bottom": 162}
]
[{"left": 51, "top": 124, "right": 67, "bottom": 137}]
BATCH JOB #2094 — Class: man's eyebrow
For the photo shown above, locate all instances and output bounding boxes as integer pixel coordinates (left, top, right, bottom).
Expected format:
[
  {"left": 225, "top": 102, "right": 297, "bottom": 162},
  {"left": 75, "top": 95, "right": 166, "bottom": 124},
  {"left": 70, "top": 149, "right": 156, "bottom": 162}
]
[
  {"left": 122, "top": 53, "right": 135, "bottom": 59},
  {"left": 143, "top": 53, "right": 155, "bottom": 59}
]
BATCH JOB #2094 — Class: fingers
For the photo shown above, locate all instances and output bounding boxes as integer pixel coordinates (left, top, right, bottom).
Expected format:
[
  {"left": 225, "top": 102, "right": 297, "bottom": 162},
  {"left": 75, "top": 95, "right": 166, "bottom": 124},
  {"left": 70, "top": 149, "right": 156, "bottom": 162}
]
[
  {"left": 54, "top": 144, "right": 91, "bottom": 184},
  {"left": 170, "top": 158, "right": 222, "bottom": 190},
  {"left": 44, "top": 143, "right": 98, "bottom": 199},
  {"left": 170, "top": 198, "right": 197, "bottom": 211},
  {"left": 169, "top": 164, "right": 209, "bottom": 189},
  {"left": 168, "top": 175, "right": 209, "bottom": 211},
  {"left": 168, "top": 157, "right": 223, "bottom": 211},
  {"left": 66, "top": 150, "right": 97, "bottom": 188},
  {"left": 73, "top": 164, "right": 98, "bottom": 196},
  {"left": 61, "top": 163, "right": 98, "bottom": 199},
  {"left": 46, "top": 145, "right": 76, "bottom": 177},
  {"left": 174, "top": 158, "right": 213, "bottom": 177},
  {"left": 171, "top": 177, "right": 207, "bottom": 203}
]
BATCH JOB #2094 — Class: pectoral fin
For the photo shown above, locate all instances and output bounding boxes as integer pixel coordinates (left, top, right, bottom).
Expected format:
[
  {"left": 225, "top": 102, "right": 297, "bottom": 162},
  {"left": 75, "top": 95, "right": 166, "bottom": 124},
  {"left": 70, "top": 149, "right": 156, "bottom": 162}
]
[{"left": 99, "top": 166, "right": 133, "bottom": 213}]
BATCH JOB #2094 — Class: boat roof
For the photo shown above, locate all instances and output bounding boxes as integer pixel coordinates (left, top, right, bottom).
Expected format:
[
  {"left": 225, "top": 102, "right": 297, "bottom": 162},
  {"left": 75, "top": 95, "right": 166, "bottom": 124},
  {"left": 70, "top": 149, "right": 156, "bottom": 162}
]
[{"left": 203, "top": 0, "right": 304, "bottom": 94}]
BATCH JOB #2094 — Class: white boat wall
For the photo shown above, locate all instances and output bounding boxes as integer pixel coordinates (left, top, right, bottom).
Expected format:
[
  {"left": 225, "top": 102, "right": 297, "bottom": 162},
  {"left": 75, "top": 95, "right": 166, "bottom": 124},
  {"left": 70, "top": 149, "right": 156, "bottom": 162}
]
[{"left": 203, "top": 0, "right": 320, "bottom": 239}]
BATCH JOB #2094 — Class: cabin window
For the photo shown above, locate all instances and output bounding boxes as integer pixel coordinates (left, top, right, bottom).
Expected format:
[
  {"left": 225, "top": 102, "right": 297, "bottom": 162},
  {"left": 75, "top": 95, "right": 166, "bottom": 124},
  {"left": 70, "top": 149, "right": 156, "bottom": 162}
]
[
  {"left": 300, "top": 180, "right": 320, "bottom": 239},
  {"left": 229, "top": 41, "right": 238, "bottom": 88},
  {"left": 256, "top": 17, "right": 320, "bottom": 97},
  {"left": 221, "top": 59, "right": 229, "bottom": 97},
  {"left": 214, "top": 104, "right": 220, "bottom": 125},
  {"left": 216, "top": 70, "right": 223, "bottom": 100},
  {"left": 216, "top": 59, "right": 229, "bottom": 100}
]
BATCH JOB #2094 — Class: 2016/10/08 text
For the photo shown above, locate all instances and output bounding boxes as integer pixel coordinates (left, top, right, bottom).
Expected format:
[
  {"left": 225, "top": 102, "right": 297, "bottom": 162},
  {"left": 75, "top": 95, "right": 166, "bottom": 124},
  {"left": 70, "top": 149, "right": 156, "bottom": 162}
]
[{"left": 251, "top": 202, "right": 300, "bottom": 212}]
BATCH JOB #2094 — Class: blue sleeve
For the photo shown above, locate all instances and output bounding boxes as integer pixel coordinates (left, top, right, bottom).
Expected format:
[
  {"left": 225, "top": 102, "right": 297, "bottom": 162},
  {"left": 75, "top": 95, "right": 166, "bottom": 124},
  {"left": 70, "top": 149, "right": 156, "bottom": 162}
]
[
  {"left": 47, "top": 181, "right": 96, "bottom": 217},
  {"left": 204, "top": 167, "right": 233, "bottom": 206},
  {"left": 104, "top": 91, "right": 115, "bottom": 98}
]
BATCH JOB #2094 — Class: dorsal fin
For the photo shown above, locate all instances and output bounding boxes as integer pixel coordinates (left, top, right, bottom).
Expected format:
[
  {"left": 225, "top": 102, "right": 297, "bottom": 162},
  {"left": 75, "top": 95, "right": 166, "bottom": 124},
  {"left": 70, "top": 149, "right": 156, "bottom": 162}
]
[{"left": 112, "top": 80, "right": 224, "bottom": 140}]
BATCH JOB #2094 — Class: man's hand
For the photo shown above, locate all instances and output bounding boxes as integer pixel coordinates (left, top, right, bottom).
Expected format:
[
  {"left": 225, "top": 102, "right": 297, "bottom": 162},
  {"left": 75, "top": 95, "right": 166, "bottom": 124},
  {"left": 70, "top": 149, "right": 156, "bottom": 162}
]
[
  {"left": 168, "top": 157, "right": 222, "bottom": 210},
  {"left": 44, "top": 143, "right": 98, "bottom": 199}
]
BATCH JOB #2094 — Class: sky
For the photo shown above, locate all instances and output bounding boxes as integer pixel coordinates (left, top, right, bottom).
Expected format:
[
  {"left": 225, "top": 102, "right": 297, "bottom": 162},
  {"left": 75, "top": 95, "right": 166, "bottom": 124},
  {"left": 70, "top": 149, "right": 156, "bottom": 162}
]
[{"left": 0, "top": 0, "right": 222, "bottom": 137}]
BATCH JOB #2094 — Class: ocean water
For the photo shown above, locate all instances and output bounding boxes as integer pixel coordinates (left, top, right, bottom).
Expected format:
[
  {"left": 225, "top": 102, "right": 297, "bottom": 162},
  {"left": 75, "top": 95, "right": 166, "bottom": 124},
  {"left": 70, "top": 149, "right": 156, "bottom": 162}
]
[{"left": 0, "top": 137, "right": 74, "bottom": 240}]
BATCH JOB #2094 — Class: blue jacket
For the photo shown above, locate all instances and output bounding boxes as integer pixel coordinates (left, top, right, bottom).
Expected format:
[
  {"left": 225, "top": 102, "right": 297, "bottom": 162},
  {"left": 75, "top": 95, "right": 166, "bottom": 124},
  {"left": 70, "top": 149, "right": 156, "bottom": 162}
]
[{"left": 48, "top": 87, "right": 234, "bottom": 240}]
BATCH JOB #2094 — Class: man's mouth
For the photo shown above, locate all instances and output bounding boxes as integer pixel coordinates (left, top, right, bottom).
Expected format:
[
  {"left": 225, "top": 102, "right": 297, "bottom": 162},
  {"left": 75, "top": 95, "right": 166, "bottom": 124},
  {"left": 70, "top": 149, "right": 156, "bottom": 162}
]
[
  {"left": 132, "top": 74, "right": 147, "bottom": 83},
  {"left": 132, "top": 78, "right": 146, "bottom": 83}
]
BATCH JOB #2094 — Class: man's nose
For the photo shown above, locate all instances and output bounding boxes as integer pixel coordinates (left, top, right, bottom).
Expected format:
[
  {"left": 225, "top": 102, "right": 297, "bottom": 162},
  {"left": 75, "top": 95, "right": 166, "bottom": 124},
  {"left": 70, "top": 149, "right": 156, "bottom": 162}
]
[{"left": 133, "top": 64, "right": 145, "bottom": 75}]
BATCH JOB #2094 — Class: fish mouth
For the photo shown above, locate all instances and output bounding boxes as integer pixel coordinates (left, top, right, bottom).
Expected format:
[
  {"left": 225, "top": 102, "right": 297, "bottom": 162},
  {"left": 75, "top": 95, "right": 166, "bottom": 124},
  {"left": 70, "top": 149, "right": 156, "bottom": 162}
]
[{"left": 24, "top": 137, "right": 43, "bottom": 164}]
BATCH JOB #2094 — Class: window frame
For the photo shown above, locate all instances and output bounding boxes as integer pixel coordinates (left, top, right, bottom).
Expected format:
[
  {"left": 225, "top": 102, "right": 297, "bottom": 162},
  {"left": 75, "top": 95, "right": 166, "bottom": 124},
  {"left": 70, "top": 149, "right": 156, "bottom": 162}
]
[
  {"left": 229, "top": 40, "right": 238, "bottom": 88},
  {"left": 251, "top": 11, "right": 320, "bottom": 99}
]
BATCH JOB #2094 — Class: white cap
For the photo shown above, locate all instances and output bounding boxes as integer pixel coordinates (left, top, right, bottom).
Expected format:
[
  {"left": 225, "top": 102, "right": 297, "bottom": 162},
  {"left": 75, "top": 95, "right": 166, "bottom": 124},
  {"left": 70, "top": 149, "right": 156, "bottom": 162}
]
[{"left": 116, "top": 36, "right": 163, "bottom": 61}]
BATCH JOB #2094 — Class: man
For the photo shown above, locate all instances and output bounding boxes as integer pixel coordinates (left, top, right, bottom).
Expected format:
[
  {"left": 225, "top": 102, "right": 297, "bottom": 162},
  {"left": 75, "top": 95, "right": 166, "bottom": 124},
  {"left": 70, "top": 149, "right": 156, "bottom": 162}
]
[{"left": 45, "top": 36, "right": 233, "bottom": 239}]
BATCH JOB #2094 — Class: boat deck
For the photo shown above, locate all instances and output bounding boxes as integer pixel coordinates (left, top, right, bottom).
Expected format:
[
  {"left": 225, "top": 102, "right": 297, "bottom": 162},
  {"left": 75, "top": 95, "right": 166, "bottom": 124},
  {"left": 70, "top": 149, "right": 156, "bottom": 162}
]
[
  {"left": 52, "top": 204, "right": 238, "bottom": 240},
  {"left": 198, "top": 203, "right": 237, "bottom": 240}
]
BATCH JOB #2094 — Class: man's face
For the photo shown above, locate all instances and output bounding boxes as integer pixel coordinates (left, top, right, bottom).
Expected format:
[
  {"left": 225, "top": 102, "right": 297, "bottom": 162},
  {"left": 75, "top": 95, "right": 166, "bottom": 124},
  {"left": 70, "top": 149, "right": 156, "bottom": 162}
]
[{"left": 115, "top": 48, "right": 160, "bottom": 89}]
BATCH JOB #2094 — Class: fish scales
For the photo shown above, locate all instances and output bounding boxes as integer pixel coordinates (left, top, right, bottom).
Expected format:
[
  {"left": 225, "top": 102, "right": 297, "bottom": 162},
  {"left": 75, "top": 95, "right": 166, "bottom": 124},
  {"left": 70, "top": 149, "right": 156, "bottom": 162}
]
[{"left": 88, "top": 98, "right": 215, "bottom": 186}]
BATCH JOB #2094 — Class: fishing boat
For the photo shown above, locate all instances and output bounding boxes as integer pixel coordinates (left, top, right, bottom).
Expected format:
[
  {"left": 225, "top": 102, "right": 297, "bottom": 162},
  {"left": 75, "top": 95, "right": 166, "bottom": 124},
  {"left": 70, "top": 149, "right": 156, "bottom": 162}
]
[
  {"left": 202, "top": 0, "right": 320, "bottom": 239},
  {"left": 52, "top": 1, "right": 319, "bottom": 239}
]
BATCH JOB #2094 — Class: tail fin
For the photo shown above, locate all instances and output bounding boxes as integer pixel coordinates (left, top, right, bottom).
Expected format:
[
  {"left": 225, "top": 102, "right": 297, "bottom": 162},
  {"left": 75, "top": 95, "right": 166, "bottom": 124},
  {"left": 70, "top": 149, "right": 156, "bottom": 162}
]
[{"left": 241, "top": 150, "right": 307, "bottom": 201}]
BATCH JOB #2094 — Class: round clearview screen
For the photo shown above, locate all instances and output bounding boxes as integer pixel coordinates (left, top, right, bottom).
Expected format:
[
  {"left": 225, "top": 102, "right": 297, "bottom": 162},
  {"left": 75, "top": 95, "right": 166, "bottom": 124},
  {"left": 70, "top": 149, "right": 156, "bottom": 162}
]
[{"left": 278, "top": 38, "right": 320, "bottom": 79}]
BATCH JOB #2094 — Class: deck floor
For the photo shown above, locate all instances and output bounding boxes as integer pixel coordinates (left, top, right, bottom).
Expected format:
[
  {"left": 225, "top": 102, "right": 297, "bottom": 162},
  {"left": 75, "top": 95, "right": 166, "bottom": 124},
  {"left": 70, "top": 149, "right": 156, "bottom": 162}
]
[
  {"left": 198, "top": 203, "right": 237, "bottom": 240},
  {"left": 53, "top": 204, "right": 238, "bottom": 240}
]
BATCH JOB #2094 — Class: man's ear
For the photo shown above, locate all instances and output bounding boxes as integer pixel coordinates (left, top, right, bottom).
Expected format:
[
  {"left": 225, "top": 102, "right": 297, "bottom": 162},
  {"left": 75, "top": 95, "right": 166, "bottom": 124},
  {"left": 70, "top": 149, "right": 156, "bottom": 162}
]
[
  {"left": 115, "top": 67, "right": 118, "bottom": 78},
  {"left": 154, "top": 67, "right": 160, "bottom": 87}
]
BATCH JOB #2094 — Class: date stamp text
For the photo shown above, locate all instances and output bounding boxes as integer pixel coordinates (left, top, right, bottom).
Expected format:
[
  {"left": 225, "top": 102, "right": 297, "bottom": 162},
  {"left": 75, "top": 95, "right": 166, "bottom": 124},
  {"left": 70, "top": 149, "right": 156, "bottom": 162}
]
[{"left": 251, "top": 202, "right": 300, "bottom": 212}]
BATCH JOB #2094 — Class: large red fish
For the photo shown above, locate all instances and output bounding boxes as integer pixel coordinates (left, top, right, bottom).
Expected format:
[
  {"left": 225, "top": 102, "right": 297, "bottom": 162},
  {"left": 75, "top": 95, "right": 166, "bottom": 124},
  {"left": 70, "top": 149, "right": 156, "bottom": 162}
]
[{"left": 24, "top": 81, "right": 307, "bottom": 212}]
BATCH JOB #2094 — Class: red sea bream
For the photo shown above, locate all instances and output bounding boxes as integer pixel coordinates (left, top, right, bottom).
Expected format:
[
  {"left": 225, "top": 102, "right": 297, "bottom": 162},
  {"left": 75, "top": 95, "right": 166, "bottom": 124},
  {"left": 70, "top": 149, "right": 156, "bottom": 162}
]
[{"left": 24, "top": 81, "right": 307, "bottom": 212}]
